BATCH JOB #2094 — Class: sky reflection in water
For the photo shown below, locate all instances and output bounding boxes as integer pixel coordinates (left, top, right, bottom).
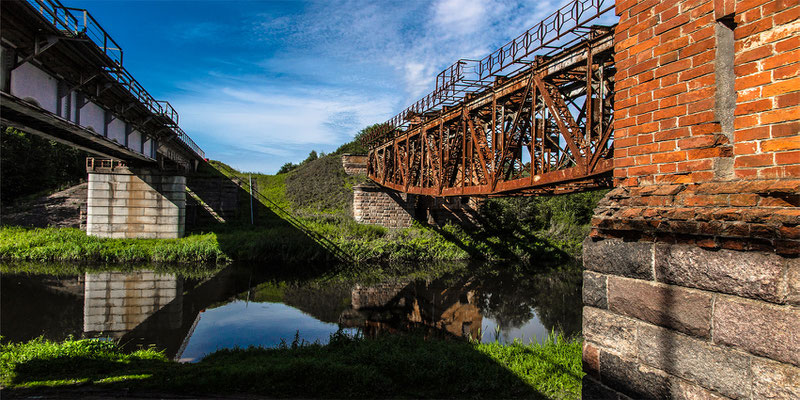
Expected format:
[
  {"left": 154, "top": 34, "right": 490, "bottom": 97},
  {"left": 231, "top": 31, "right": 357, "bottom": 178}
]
[{"left": 1, "top": 262, "right": 581, "bottom": 362}]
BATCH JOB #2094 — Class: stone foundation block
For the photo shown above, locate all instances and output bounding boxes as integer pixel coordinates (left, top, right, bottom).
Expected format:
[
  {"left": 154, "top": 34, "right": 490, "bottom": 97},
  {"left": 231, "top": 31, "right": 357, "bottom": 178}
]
[
  {"left": 637, "top": 323, "right": 751, "bottom": 399},
  {"left": 583, "top": 271, "right": 608, "bottom": 309},
  {"left": 583, "top": 238, "right": 654, "bottom": 280},
  {"left": 599, "top": 351, "right": 672, "bottom": 399},
  {"left": 583, "top": 307, "right": 639, "bottom": 358},
  {"left": 582, "top": 375, "right": 626, "bottom": 400},
  {"left": 655, "top": 244, "right": 787, "bottom": 303},
  {"left": 751, "top": 357, "right": 800, "bottom": 399},
  {"left": 713, "top": 295, "right": 800, "bottom": 367},
  {"left": 607, "top": 277, "right": 712, "bottom": 338}
]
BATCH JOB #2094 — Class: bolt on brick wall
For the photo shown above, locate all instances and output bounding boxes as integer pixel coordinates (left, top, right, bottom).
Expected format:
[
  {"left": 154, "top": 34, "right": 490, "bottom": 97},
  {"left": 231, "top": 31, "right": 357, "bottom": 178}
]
[{"left": 584, "top": 0, "right": 800, "bottom": 397}]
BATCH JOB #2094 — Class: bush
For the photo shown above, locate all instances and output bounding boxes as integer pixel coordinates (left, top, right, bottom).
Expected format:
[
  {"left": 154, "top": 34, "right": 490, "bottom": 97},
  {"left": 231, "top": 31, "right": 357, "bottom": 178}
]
[
  {"left": 0, "top": 127, "right": 86, "bottom": 204},
  {"left": 285, "top": 155, "right": 359, "bottom": 213}
]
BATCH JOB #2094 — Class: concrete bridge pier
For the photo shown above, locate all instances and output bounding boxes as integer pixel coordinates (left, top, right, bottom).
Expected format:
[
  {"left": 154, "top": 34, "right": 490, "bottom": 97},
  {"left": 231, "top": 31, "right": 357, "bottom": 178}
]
[{"left": 86, "top": 159, "right": 186, "bottom": 239}]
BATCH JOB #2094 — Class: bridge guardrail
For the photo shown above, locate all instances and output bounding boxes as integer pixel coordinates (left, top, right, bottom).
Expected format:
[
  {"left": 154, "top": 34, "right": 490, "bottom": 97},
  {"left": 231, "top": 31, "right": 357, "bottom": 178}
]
[
  {"left": 24, "top": 0, "right": 205, "bottom": 160},
  {"left": 363, "top": 0, "right": 615, "bottom": 146}
]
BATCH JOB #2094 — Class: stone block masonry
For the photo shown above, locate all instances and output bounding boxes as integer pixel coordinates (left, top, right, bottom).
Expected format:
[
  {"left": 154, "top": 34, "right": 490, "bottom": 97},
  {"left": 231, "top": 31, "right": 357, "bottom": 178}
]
[
  {"left": 353, "top": 183, "right": 416, "bottom": 228},
  {"left": 185, "top": 176, "right": 240, "bottom": 226},
  {"left": 86, "top": 160, "right": 186, "bottom": 239},
  {"left": 341, "top": 154, "right": 368, "bottom": 176},
  {"left": 584, "top": 0, "right": 800, "bottom": 398},
  {"left": 352, "top": 182, "right": 483, "bottom": 229}
]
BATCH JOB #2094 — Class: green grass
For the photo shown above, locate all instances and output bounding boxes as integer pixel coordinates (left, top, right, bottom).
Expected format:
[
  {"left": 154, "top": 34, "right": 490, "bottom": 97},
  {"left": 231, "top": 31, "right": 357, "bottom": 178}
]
[
  {"left": 0, "top": 213, "right": 573, "bottom": 265},
  {"left": 1, "top": 155, "right": 599, "bottom": 265},
  {"left": 0, "top": 226, "right": 228, "bottom": 264},
  {"left": 1, "top": 333, "right": 583, "bottom": 399}
]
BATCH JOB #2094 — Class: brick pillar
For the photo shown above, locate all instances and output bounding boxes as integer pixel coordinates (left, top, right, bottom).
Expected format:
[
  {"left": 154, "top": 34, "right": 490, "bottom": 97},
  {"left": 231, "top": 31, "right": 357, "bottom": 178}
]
[
  {"left": 583, "top": 0, "right": 799, "bottom": 398},
  {"left": 86, "top": 159, "right": 186, "bottom": 238},
  {"left": 341, "top": 154, "right": 368, "bottom": 176},
  {"left": 352, "top": 183, "right": 416, "bottom": 228}
]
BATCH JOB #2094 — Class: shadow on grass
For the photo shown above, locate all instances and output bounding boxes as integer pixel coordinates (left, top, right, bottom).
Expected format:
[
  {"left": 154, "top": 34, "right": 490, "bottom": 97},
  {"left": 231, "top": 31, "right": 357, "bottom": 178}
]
[
  {"left": 186, "top": 162, "right": 353, "bottom": 264},
  {"left": 423, "top": 206, "right": 573, "bottom": 267},
  {"left": 5, "top": 333, "right": 572, "bottom": 399}
]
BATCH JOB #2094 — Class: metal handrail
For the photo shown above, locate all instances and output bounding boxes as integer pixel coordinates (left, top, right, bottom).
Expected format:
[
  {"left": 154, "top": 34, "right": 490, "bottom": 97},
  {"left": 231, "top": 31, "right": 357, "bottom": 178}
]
[
  {"left": 364, "top": 0, "right": 615, "bottom": 146},
  {"left": 231, "top": 179, "right": 353, "bottom": 263},
  {"left": 24, "top": 0, "right": 205, "bottom": 160}
]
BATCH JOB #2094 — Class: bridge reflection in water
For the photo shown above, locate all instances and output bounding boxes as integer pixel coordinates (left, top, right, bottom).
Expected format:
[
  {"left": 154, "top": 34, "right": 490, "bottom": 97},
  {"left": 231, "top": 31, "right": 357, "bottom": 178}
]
[{"left": 1, "top": 263, "right": 581, "bottom": 361}]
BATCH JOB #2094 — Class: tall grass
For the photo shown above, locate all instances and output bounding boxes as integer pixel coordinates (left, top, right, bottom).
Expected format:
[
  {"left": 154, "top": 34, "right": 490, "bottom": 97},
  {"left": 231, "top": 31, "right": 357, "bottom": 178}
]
[
  {"left": 0, "top": 227, "right": 228, "bottom": 264},
  {"left": 1, "top": 333, "right": 584, "bottom": 399}
]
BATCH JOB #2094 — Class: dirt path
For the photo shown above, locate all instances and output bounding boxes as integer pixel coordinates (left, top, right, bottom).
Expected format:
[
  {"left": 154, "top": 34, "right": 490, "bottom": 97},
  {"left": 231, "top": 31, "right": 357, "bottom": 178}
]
[{"left": 1, "top": 183, "right": 87, "bottom": 228}]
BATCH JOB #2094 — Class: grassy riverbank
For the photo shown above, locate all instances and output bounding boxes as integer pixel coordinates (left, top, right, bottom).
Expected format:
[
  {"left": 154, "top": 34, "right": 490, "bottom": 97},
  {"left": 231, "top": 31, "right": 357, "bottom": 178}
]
[
  {"left": 1, "top": 333, "right": 583, "bottom": 399},
  {"left": 0, "top": 150, "right": 604, "bottom": 265}
]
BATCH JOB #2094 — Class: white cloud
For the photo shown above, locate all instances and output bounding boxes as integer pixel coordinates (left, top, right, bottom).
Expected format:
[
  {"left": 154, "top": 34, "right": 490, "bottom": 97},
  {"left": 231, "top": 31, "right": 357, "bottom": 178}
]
[
  {"left": 172, "top": 78, "right": 394, "bottom": 173},
  {"left": 171, "top": 0, "right": 618, "bottom": 173},
  {"left": 432, "top": 0, "right": 487, "bottom": 37}
]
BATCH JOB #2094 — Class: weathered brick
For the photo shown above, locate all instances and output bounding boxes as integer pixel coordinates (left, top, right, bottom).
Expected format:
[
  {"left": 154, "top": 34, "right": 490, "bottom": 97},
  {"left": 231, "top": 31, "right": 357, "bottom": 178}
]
[
  {"left": 583, "top": 306, "right": 639, "bottom": 358},
  {"left": 713, "top": 295, "right": 800, "bottom": 366},
  {"left": 583, "top": 341, "right": 600, "bottom": 378},
  {"left": 583, "top": 271, "right": 608, "bottom": 309},
  {"left": 607, "top": 276, "right": 712, "bottom": 337},
  {"left": 751, "top": 357, "right": 800, "bottom": 400},
  {"left": 654, "top": 244, "right": 787, "bottom": 303},
  {"left": 599, "top": 351, "right": 672, "bottom": 399},
  {"left": 638, "top": 323, "right": 751, "bottom": 399},
  {"left": 583, "top": 238, "right": 654, "bottom": 279}
]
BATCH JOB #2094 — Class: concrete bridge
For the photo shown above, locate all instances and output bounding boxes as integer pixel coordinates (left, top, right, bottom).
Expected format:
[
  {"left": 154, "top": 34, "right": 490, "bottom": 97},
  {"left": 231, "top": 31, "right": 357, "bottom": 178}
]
[
  {"left": 364, "top": 0, "right": 800, "bottom": 398},
  {"left": 1, "top": 0, "right": 206, "bottom": 238}
]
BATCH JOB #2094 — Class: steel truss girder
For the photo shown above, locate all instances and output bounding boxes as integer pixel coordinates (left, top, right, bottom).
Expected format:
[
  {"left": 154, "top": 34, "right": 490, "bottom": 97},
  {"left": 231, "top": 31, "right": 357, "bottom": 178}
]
[{"left": 367, "top": 32, "right": 615, "bottom": 197}]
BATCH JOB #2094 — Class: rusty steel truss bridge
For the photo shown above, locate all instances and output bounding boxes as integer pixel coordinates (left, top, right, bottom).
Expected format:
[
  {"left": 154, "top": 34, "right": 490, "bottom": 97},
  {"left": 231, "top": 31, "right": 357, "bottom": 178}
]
[{"left": 364, "top": 0, "right": 616, "bottom": 197}]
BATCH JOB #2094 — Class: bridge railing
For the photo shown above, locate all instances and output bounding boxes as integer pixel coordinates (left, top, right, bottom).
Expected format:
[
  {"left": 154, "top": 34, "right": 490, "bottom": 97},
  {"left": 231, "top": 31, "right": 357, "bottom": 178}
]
[
  {"left": 363, "top": 0, "right": 615, "bottom": 146},
  {"left": 24, "top": 0, "right": 205, "bottom": 160}
]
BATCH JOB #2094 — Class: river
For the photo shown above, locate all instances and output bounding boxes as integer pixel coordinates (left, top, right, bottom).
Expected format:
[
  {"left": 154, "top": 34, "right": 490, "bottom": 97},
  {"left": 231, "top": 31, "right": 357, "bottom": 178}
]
[{"left": 1, "top": 261, "right": 581, "bottom": 362}]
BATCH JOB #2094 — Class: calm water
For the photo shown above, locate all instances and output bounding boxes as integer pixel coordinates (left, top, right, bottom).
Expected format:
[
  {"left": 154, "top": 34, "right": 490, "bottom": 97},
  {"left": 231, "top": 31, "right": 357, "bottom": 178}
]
[{"left": 1, "top": 262, "right": 581, "bottom": 362}]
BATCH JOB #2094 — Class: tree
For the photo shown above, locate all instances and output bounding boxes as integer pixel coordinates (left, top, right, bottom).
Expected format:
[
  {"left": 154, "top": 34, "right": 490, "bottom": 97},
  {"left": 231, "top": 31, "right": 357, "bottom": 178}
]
[
  {"left": 332, "top": 123, "right": 386, "bottom": 155},
  {"left": 302, "top": 150, "right": 318, "bottom": 164},
  {"left": 277, "top": 162, "right": 298, "bottom": 174}
]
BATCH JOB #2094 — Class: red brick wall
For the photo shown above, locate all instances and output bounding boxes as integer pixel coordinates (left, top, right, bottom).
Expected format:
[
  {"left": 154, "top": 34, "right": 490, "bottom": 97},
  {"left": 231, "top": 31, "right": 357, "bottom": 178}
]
[
  {"left": 593, "top": 0, "right": 800, "bottom": 254},
  {"left": 613, "top": 0, "right": 799, "bottom": 187},
  {"left": 731, "top": 0, "right": 799, "bottom": 179},
  {"left": 583, "top": 0, "right": 800, "bottom": 397}
]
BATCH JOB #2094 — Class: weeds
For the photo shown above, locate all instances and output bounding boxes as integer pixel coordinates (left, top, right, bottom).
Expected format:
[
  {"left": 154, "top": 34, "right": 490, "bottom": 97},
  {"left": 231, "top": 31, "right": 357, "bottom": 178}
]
[{"left": 1, "top": 332, "right": 583, "bottom": 399}]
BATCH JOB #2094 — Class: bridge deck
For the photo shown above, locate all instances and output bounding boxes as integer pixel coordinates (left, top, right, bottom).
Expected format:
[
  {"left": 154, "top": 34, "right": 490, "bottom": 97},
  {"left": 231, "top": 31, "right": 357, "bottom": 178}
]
[{"left": 1, "top": 0, "right": 204, "bottom": 170}]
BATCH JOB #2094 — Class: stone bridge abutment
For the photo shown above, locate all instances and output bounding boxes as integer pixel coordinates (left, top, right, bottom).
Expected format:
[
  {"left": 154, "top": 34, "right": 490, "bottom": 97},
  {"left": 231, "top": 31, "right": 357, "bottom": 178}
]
[
  {"left": 582, "top": 0, "right": 799, "bottom": 398},
  {"left": 86, "top": 159, "right": 186, "bottom": 239}
]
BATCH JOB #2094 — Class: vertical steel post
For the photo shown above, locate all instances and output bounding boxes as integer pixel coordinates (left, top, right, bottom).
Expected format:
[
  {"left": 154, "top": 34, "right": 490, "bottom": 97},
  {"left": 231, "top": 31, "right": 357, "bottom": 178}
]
[{"left": 249, "top": 174, "right": 254, "bottom": 225}]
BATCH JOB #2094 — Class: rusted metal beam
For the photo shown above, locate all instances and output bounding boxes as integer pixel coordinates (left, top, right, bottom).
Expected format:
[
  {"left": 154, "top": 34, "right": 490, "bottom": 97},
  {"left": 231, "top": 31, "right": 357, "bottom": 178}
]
[{"left": 366, "top": 24, "right": 615, "bottom": 197}]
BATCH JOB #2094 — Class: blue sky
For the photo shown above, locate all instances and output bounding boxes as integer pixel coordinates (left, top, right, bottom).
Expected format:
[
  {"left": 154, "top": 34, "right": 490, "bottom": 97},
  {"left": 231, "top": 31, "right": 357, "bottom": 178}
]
[{"left": 76, "top": 0, "right": 597, "bottom": 173}]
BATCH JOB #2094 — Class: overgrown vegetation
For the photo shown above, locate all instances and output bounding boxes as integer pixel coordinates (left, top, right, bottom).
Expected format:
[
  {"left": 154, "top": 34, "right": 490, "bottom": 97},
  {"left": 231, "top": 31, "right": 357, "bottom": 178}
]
[
  {"left": 1, "top": 121, "right": 604, "bottom": 265},
  {"left": 0, "top": 127, "right": 86, "bottom": 205},
  {"left": 1, "top": 333, "right": 583, "bottom": 399},
  {"left": 479, "top": 190, "right": 608, "bottom": 256},
  {"left": 285, "top": 154, "right": 362, "bottom": 212}
]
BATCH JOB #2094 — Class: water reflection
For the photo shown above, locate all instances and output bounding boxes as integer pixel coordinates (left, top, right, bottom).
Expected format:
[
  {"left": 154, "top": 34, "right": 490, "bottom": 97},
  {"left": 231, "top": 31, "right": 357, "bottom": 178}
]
[{"left": 1, "top": 262, "right": 581, "bottom": 361}]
